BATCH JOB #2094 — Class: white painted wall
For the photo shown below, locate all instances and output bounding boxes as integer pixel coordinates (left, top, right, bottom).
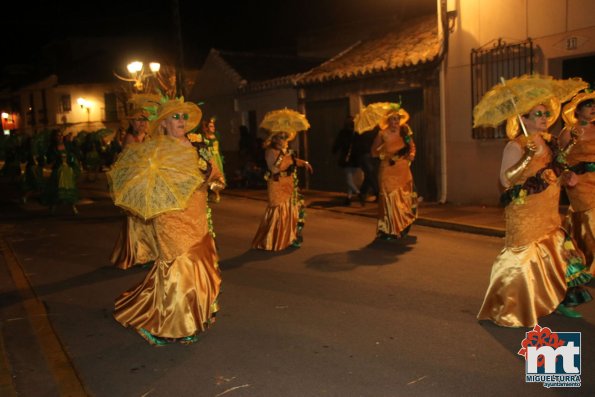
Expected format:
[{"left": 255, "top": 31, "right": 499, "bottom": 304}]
[
  {"left": 18, "top": 77, "right": 119, "bottom": 135},
  {"left": 237, "top": 88, "right": 300, "bottom": 138},
  {"left": 444, "top": 0, "right": 595, "bottom": 204}
]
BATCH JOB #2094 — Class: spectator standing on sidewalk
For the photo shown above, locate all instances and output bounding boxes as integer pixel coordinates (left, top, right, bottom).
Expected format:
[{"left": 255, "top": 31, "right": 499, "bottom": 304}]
[
  {"left": 355, "top": 128, "right": 379, "bottom": 205},
  {"left": 332, "top": 116, "right": 360, "bottom": 205}
]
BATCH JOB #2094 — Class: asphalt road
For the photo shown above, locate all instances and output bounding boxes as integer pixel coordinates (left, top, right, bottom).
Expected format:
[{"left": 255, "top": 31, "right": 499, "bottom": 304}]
[{"left": 1, "top": 192, "right": 594, "bottom": 397}]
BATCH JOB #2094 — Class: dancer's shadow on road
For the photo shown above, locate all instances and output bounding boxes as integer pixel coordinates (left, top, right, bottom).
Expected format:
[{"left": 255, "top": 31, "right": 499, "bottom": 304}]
[
  {"left": 0, "top": 265, "right": 148, "bottom": 310},
  {"left": 307, "top": 198, "right": 346, "bottom": 209},
  {"left": 219, "top": 246, "right": 300, "bottom": 271},
  {"left": 305, "top": 234, "right": 417, "bottom": 272},
  {"left": 478, "top": 306, "right": 595, "bottom": 372}
]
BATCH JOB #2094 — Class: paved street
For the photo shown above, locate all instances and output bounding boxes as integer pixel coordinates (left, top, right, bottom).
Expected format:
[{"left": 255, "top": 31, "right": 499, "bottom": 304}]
[{"left": 0, "top": 180, "right": 594, "bottom": 397}]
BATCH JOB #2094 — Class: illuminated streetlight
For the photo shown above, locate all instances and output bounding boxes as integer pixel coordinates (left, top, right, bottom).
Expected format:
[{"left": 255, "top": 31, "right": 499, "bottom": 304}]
[
  {"left": 127, "top": 61, "right": 143, "bottom": 74},
  {"left": 115, "top": 60, "right": 161, "bottom": 92},
  {"left": 77, "top": 97, "right": 92, "bottom": 122}
]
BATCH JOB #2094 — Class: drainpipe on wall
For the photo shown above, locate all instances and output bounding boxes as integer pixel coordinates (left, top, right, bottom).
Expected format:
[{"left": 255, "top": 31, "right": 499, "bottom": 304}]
[
  {"left": 439, "top": 59, "right": 448, "bottom": 204},
  {"left": 297, "top": 88, "right": 309, "bottom": 189},
  {"left": 437, "top": 0, "right": 450, "bottom": 204}
]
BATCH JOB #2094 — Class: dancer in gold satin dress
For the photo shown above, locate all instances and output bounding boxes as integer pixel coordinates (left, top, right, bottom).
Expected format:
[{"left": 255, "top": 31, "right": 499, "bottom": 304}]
[
  {"left": 558, "top": 91, "right": 595, "bottom": 276},
  {"left": 371, "top": 106, "right": 417, "bottom": 240},
  {"left": 113, "top": 97, "right": 225, "bottom": 345},
  {"left": 252, "top": 131, "right": 313, "bottom": 250},
  {"left": 110, "top": 107, "right": 157, "bottom": 270},
  {"left": 477, "top": 101, "right": 592, "bottom": 328}
]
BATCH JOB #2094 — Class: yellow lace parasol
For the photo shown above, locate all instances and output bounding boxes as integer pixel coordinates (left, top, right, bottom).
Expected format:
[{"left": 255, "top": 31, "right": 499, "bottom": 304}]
[
  {"left": 354, "top": 102, "right": 410, "bottom": 134},
  {"left": 473, "top": 74, "right": 588, "bottom": 132},
  {"left": 260, "top": 108, "right": 310, "bottom": 141},
  {"left": 107, "top": 135, "right": 204, "bottom": 220}
]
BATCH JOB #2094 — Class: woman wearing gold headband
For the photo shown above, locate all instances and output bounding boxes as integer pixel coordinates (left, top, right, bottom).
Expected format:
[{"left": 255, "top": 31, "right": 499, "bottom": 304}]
[
  {"left": 110, "top": 105, "right": 157, "bottom": 270},
  {"left": 252, "top": 129, "right": 313, "bottom": 250},
  {"left": 477, "top": 100, "right": 592, "bottom": 327},
  {"left": 558, "top": 91, "right": 595, "bottom": 276},
  {"left": 113, "top": 97, "right": 225, "bottom": 345},
  {"left": 370, "top": 105, "right": 418, "bottom": 240}
]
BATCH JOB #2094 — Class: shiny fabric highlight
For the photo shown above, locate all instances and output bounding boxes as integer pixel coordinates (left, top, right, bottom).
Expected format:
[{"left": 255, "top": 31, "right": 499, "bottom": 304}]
[
  {"left": 477, "top": 229, "right": 570, "bottom": 327},
  {"left": 252, "top": 174, "right": 301, "bottom": 251},
  {"left": 110, "top": 215, "right": 158, "bottom": 270},
  {"left": 565, "top": 208, "right": 595, "bottom": 275},
  {"left": 377, "top": 157, "right": 417, "bottom": 237}
]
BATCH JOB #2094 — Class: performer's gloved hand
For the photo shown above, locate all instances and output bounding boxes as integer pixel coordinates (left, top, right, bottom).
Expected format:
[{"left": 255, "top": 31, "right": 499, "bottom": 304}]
[
  {"left": 561, "top": 170, "right": 578, "bottom": 187},
  {"left": 209, "top": 178, "right": 226, "bottom": 192},
  {"left": 504, "top": 140, "right": 536, "bottom": 186}
]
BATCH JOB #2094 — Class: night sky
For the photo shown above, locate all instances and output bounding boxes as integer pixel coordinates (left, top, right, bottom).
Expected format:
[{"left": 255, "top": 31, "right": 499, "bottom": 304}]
[{"left": 3, "top": 0, "right": 436, "bottom": 69}]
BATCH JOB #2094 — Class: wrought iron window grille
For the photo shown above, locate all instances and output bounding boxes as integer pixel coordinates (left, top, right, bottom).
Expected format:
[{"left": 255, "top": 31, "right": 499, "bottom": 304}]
[{"left": 471, "top": 38, "right": 534, "bottom": 139}]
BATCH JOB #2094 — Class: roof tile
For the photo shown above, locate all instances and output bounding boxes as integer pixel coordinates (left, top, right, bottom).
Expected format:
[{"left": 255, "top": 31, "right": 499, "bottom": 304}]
[{"left": 297, "top": 14, "right": 441, "bottom": 85}]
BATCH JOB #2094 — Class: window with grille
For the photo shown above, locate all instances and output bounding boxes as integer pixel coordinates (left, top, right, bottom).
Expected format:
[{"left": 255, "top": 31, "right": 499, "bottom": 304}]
[{"left": 471, "top": 38, "right": 533, "bottom": 139}]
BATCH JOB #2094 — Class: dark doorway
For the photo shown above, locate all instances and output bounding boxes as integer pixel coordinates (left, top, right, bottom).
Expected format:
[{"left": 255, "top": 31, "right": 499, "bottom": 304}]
[
  {"left": 563, "top": 54, "right": 595, "bottom": 88},
  {"left": 304, "top": 98, "right": 350, "bottom": 192},
  {"left": 362, "top": 88, "right": 435, "bottom": 201}
]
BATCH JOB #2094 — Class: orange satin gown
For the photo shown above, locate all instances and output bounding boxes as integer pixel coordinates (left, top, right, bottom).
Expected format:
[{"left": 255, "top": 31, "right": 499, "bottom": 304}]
[
  {"left": 376, "top": 128, "right": 417, "bottom": 237},
  {"left": 478, "top": 144, "right": 580, "bottom": 327},
  {"left": 110, "top": 214, "right": 158, "bottom": 269},
  {"left": 113, "top": 163, "right": 223, "bottom": 344},
  {"left": 252, "top": 148, "right": 303, "bottom": 251},
  {"left": 564, "top": 139, "right": 595, "bottom": 275}
]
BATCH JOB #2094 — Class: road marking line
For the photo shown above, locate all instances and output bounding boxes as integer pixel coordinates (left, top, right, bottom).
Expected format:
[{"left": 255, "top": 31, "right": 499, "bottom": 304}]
[
  {"left": 0, "top": 238, "right": 88, "bottom": 396},
  {"left": 0, "top": 326, "right": 17, "bottom": 397}
]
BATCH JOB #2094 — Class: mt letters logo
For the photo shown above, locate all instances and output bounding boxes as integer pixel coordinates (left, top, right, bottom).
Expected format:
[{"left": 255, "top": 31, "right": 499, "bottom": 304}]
[{"left": 518, "top": 325, "right": 581, "bottom": 388}]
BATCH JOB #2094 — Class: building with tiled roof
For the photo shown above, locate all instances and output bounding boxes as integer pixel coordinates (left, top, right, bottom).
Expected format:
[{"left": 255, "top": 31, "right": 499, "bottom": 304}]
[
  {"left": 297, "top": 14, "right": 441, "bottom": 85},
  {"left": 295, "top": 14, "right": 445, "bottom": 197}
]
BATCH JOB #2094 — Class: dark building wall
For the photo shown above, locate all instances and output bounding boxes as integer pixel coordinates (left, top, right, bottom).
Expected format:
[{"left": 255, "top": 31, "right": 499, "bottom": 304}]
[{"left": 300, "top": 68, "right": 441, "bottom": 201}]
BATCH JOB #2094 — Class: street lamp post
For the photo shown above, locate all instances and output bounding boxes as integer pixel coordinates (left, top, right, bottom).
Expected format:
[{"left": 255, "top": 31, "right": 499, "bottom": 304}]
[{"left": 115, "top": 61, "right": 161, "bottom": 93}]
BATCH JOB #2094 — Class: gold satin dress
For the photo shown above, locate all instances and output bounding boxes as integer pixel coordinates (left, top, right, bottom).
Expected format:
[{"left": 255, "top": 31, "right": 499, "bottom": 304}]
[
  {"left": 252, "top": 148, "right": 304, "bottom": 251},
  {"left": 110, "top": 215, "right": 158, "bottom": 270},
  {"left": 565, "top": 139, "right": 595, "bottom": 275},
  {"left": 477, "top": 144, "right": 589, "bottom": 327},
  {"left": 113, "top": 166, "right": 222, "bottom": 345},
  {"left": 376, "top": 129, "right": 417, "bottom": 238}
]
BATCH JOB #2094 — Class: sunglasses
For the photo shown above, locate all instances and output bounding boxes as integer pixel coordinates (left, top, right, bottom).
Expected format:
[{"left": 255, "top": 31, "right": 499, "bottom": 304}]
[
  {"left": 171, "top": 113, "right": 189, "bottom": 120},
  {"left": 530, "top": 110, "right": 550, "bottom": 119}
]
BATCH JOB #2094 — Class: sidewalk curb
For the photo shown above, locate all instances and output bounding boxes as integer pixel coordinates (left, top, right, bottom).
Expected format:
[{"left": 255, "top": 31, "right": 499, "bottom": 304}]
[
  {"left": 221, "top": 191, "right": 506, "bottom": 238},
  {"left": 415, "top": 218, "right": 505, "bottom": 238}
]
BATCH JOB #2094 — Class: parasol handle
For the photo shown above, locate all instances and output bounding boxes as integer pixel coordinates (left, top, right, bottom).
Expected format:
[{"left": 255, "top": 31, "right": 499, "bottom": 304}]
[{"left": 500, "top": 77, "right": 529, "bottom": 137}]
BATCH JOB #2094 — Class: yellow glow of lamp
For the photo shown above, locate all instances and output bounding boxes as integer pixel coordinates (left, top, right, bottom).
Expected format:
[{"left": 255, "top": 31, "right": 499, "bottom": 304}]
[{"left": 127, "top": 61, "right": 143, "bottom": 74}]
